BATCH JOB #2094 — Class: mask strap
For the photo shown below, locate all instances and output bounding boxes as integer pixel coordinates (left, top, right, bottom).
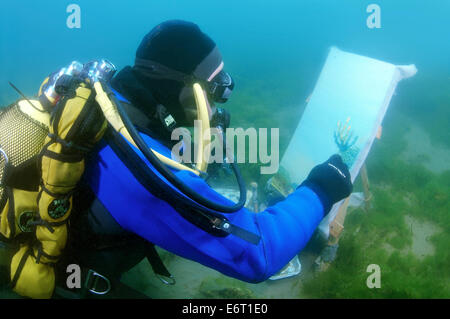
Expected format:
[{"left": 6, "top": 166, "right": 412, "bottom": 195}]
[
  {"left": 134, "top": 58, "right": 225, "bottom": 102},
  {"left": 134, "top": 58, "right": 194, "bottom": 84}
]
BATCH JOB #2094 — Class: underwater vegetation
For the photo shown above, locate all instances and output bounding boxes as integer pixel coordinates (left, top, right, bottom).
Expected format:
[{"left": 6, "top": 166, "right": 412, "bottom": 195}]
[
  {"left": 195, "top": 277, "right": 256, "bottom": 299},
  {"left": 119, "top": 75, "right": 449, "bottom": 299},
  {"left": 222, "top": 73, "right": 311, "bottom": 200},
  {"left": 207, "top": 81, "right": 450, "bottom": 298},
  {"left": 300, "top": 107, "right": 450, "bottom": 298},
  {"left": 186, "top": 71, "right": 449, "bottom": 298}
]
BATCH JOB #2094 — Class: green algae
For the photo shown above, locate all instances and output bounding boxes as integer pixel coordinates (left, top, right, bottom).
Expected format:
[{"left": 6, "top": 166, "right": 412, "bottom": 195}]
[
  {"left": 300, "top": 109, "right": 450, "bottom": 298},
  {"left": 196, "top": 277, "right": 257, "bottom": 299}
]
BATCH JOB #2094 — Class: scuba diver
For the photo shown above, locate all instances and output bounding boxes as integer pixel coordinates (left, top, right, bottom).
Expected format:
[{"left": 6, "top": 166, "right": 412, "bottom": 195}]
[{"left": 0, "top": 20, "right": 352, "bottom": 299}]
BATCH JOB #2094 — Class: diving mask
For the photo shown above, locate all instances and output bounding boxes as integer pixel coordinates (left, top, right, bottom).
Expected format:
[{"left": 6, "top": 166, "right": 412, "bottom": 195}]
[
  {"left": 134, "top": 58, "right": 234, "bottom": 104},
  {"left": 206, "top": 70, "right": 234, "bottom": 104}
]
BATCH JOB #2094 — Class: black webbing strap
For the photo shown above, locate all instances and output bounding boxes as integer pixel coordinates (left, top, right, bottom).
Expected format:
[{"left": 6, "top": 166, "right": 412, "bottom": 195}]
[
  {"left": 10, "top": 246, "right": 32, "bottom": 289},
  {"left": 37, "top": 181, "right": 74, "bottom": 200},
  {"left": 34, "top": 242, "right": 60, "bottom": 264},
  {"left": 6, "top": 186, "right": 16, "bottom": 239},
  {"left": 145, "top": 243, "right": 172, "bottom": 280},
  {"left": 40, "top": 146, "right": 84, "bottom": 163},
  {"left": 47, "top": 133, "right": 90, "bottom": 156}
]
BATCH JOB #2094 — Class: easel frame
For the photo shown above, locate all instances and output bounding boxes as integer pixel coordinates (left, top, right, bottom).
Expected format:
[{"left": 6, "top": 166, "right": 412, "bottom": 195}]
[{"left": 328, "top": 161, "right": 373, "bottom": 245}]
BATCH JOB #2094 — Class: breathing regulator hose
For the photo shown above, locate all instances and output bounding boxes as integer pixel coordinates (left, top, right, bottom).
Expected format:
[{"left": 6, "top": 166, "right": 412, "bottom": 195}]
[
  {"left": 92, "top": 81, "right": 200, "bottom": 175},
  {"left": 88, "top": 61, "right": 247, "bottom": 213}
]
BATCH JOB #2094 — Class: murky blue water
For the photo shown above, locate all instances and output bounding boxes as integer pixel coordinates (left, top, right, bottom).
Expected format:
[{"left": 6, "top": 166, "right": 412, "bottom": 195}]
[{"left": 1, "top": 0, "right": 449, "bottom": 104}]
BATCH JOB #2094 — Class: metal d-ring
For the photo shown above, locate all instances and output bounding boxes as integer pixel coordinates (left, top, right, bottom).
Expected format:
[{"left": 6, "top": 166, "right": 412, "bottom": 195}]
[
  {"left": 0, "top": 147, "right": 8, "bottom": 166},
  {"left": 156, "top": 273, "right": 176, "bottom": 285},
  {"left": 85, "top": 269, "right": 111, "bottom": 295}
]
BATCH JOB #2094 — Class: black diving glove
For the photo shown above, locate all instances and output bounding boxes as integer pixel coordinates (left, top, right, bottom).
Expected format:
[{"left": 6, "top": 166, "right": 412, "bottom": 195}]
[{"left": 299, "top": 154, "right": 353, "bottom": 215}]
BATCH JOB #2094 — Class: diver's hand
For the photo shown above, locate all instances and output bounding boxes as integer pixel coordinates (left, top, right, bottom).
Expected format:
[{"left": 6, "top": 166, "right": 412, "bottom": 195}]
[{"left": 300, "top": 154, "right": 353, "bottom": 215}]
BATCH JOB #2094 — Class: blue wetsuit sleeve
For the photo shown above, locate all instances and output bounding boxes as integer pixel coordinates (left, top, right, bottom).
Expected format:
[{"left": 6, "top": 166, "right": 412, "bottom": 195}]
[
  {"left": 116, "top": 173, "right": 324, "bottom": 283},
  {"left": 248, "top": 186, "right": 325, "bottom": 281},
  {"left": 89, "top": 140, "right": 326, "bottom": 283},
  {"left": 187, "top": 181, "right": 326, "bottom": 283},
  {"left": 164, "top": 170, "right": 326, "bottom": 282}
]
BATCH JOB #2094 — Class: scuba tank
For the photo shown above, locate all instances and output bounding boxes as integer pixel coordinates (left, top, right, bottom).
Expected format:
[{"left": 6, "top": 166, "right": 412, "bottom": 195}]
[
  {"left": 0, "top": 60, "right": 111, "bottom": 298},
  {"left": 0, "top": 58, "right": 252, "bottom": 299},
  {"left": 38, "top": 61, "right": 84, "bottom": 109},
  {"left": 0, "top": 60, "right": 103, "bottom": 243}
]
